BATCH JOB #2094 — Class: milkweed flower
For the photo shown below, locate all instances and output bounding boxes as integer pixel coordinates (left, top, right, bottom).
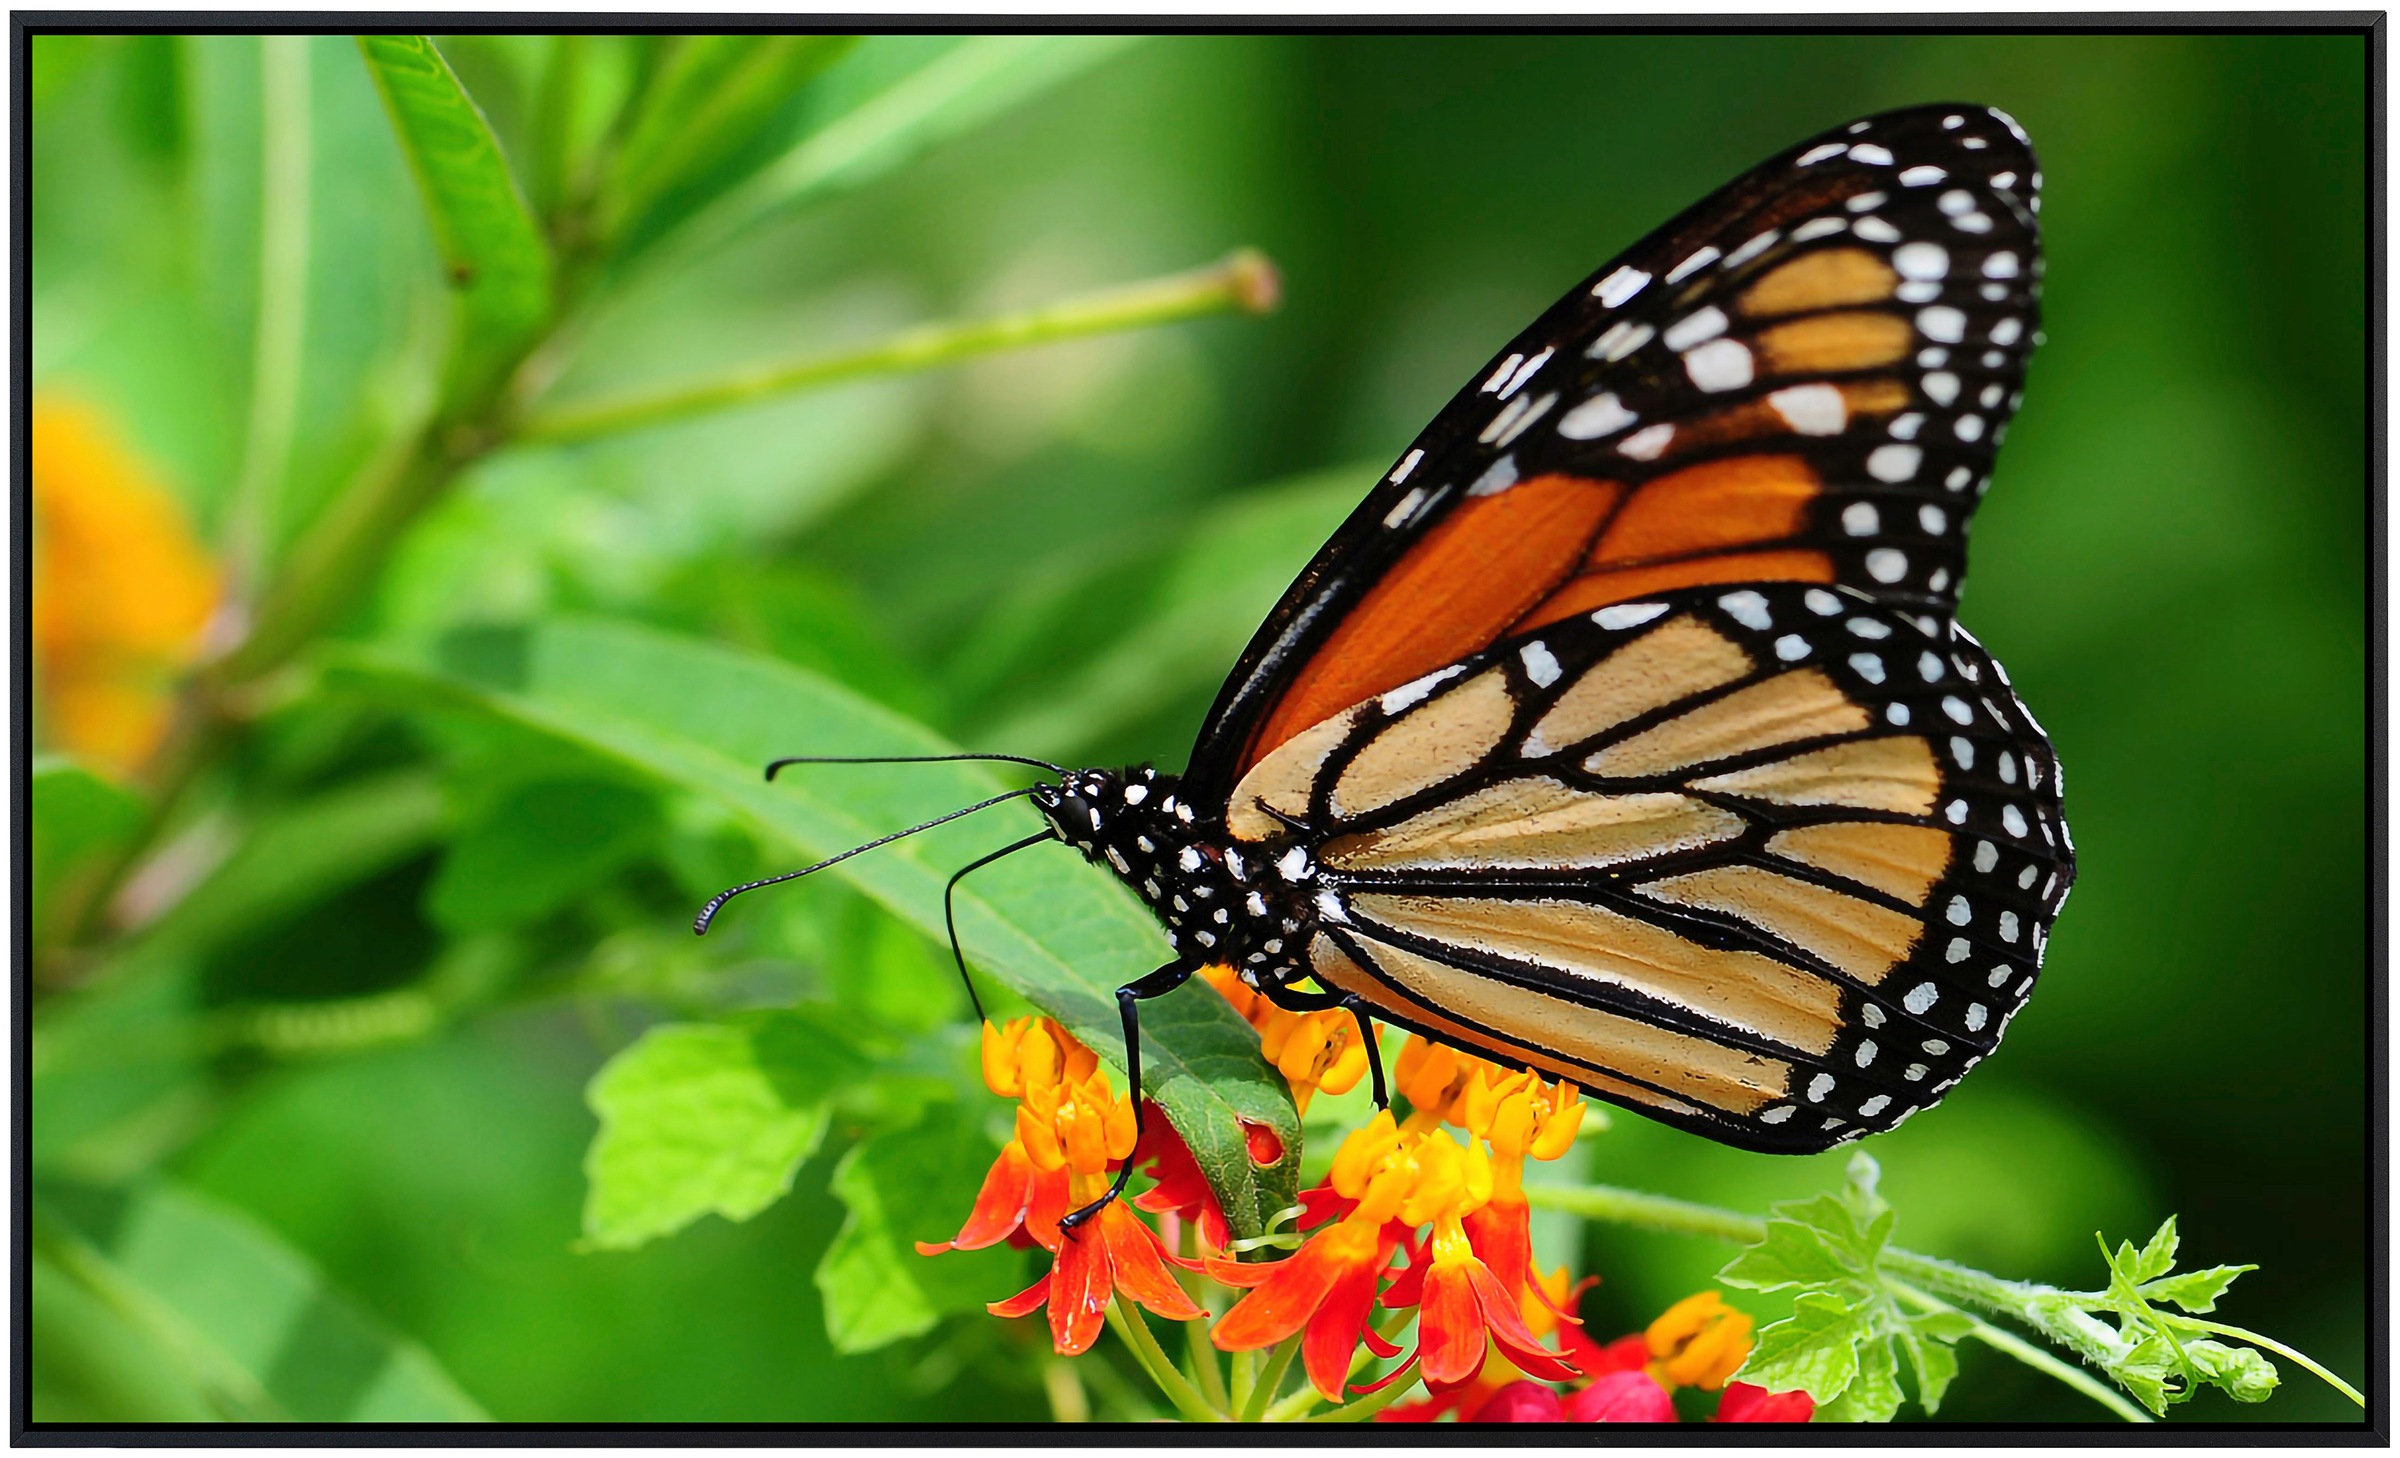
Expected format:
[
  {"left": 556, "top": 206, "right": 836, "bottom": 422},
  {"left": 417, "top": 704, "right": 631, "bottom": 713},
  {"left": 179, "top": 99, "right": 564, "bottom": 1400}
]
[
  {"left": 1201, "top": 963, "right": 1369, "bottom": 1113},
  {"left": 1713, "top": 1381, "right": 1818, "bottom": 1422},
  {"left": 1208, "top": 1111, "right": 1417, "bottom": 1402},
  {"left": 1387, "top": 1130, "right": 1581, "bottom": 1393},
  {"left": 1643, "top": 1290, "right": 1754, "bottom": 1391},
  {"left": 921, "top": 1017, "right": 1201, "bottom": 1355},
  {"left": 32, "top": 394, "right": 218, "bottom": 775},
  {"left": 1456, "top": 1065, "right": 1585, "bottom": 1301}
]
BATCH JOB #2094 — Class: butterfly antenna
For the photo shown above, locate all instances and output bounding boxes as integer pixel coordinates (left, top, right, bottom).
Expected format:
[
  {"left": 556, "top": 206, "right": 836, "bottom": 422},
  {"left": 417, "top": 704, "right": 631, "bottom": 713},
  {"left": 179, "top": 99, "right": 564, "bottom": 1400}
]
[
  {"left": 764, "top": 752, "right": 1065, "bottom": 781},
  {"left": 693, "top": 787, "right": 1040, "bottom": 935},
  {"left": 941, "top": 831, "right": 1056, "bottom": 1022}
]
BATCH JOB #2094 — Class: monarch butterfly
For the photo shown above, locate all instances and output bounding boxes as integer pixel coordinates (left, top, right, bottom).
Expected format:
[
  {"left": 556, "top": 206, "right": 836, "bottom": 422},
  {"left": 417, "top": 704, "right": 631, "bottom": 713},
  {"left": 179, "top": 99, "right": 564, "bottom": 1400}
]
[{"left": 699, "top": 102, "right": 2072, "bottom": 1225}]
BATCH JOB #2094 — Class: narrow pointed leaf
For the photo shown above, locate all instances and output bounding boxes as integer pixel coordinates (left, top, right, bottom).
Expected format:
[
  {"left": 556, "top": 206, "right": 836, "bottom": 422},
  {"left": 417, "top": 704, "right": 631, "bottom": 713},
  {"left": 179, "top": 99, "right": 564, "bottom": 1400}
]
[{"left": 354, "top": 34, "right": 552, "bottom": 407}]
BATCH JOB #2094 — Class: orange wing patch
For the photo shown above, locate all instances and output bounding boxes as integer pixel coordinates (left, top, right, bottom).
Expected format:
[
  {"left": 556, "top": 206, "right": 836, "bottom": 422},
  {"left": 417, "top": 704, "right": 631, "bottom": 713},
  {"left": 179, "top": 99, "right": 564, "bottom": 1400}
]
[
  {"left": 1740, "top": 247, "right": 1899, "bottom": 317},
  {"left": 1593, "top": 456, "right": 1818, "bottom": 563},
  {"left": 1248, "top": 474, "right": 1621, "bottom": 768}
]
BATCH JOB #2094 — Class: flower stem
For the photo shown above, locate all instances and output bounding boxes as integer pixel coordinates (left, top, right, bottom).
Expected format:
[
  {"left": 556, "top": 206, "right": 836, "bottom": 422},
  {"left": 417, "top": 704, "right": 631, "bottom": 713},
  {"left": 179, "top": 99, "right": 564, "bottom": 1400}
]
[
  {"left": 2166, "top": 1317, "right": 2366, "bottom": 1408},
  {"left": 1239, "top": 1339, "right": 1299, "bottom": 1423},
  {"left": 1107, "top": 1297, "right": 1223, "bottom": 1422},
  {"left": 1186, "top": 1316, "right": 1231, "bottom": 1413},
  {"left": 512, "top": 248, "right": 1281, "bottom": 446},
  {"left": 1887, "top": 1279, "right": 2150, "bottom": 1423},
  {"left": 1523, "top": 1181, "right": 1767, "bottom": 1244}
]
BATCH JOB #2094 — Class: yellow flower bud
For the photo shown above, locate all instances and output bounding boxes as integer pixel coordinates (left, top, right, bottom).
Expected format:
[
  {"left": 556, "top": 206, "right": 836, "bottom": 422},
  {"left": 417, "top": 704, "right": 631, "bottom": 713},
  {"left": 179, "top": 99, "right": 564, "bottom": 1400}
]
[{"left": 1646, "top": 1290, "right": 1756, "bottom": 1391}]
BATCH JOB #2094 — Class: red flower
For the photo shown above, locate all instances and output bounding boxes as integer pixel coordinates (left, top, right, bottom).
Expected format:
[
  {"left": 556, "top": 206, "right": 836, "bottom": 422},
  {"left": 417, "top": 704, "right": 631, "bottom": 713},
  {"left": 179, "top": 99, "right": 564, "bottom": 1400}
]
[
  {"left": 915, "top": 1139, "right": 1071, "bottom": 1256},
  {"left": 988, "top": 1197, "right": 1202, "bottom": 1356},
  {"left": 1467, "top": 1380, "right": 1565, "bottom": 1422},
  {"left": 1713, "top": 1382, "right": 1817, "bottom": 1423},
  {"left": 1209, "top": 1210, "right": 1402, "bottom": 1403},
  {"left": 1411, "top": 1216, "right": 1581, "bottom": 1391},
  {"left": 1566, "top": 1369, "right": 1677, "bottom": 1422}
]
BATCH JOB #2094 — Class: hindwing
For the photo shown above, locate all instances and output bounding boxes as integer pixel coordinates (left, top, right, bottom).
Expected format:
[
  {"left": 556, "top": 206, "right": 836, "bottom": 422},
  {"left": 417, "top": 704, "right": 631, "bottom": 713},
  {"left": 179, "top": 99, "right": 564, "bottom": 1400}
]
[{"left": 1224, "top": 582, "right": 2072, "bottom": 1152}]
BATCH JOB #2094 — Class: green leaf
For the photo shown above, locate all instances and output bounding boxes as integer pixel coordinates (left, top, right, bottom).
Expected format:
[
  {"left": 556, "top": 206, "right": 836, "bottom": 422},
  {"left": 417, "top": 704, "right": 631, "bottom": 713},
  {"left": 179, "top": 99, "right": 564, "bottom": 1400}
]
[
  {"left": 581, "top": 1006, "right": 870, "bottom": 1250},
  {"left": 427, "top": 777, "right": 662, "bottom": 932},
  {"left": 327, "top": 615, "right": 1301, "bottom": 1239},
  {"left": 658, "top": 36, "right": 1143, "bottom": 266},
  {"left": 353, "top": 35, "right": 552, "bottom": 408},
  {"left": 1739, "top": 1288, "right": 1872, "bottom": 1404},
  {"left": 599, "top": 34, "right": 858, "bottom": 250},
  {"left": 2136, "top": 1264, "right": 2254, "bottom": 1314},
  {"left": 2130, "top": 1215, "right": 2180, "bottom": 1282},
  {"left": 1719, "top": 1199, "right": 1875, "bottom": 1293},
  {"left": 31, "top": 756, "right": 147, "bottom": 947},
  {"left": 35, "top": 1178, "right": 487, "bottom": 1420},
  {"left": 1898, "top": 1308, "right": 1974, "bottom": 1414},
  {"left": 1816, "top": 1331, "right": 1904, "bottom": 1423},
  {"left": 814, "top": 1106, "right": 1023, "bottom": 1354}
]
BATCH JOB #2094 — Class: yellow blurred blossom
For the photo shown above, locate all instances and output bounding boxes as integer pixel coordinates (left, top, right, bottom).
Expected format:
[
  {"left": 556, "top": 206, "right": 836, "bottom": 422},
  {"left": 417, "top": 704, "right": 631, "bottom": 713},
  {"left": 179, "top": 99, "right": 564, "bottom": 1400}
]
[{"left": 32, "top": 394, "right": 217, "bottom": 775}]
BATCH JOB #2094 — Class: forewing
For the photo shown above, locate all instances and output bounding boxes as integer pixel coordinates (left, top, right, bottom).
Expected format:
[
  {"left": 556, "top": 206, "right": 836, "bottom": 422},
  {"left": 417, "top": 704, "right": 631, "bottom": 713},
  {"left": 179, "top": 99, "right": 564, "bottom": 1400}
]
[
  {"left": 1186, "top": 103, "right": 2043, "bottom": 811},
  {"left": 1227, "top": 582, "right": 2072, "bottom": 1153}
]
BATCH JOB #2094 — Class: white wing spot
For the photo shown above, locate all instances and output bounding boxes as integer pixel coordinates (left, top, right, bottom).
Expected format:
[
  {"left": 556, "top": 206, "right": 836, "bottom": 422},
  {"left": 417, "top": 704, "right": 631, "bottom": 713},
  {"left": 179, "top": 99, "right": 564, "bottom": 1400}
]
[
  {"left": 1849, "top": 652, "right": 1885, "bottom": 684},
  {"left": 1865, "top": 547, "right": 1909, "bottom": 583},
  {"left": 1898, "top": 164, "right": 1946, "bottom": 186},
  {"left": 1519, "top": 641, "right": 1561, "bottom": 688},
  {"left": 1918, "top": 306, "right": 1968, "bottom": 342},
  {"left": 1726, "top": 229, "right": 1780, "bottom": 266},
  {"left": 1774, "top": 634, "right": 1811, "bottom": 662},
  {"left": 1805, "top": 589, "right": 1843, "bottom": 615},
  {"left": 1848, "top": 142, "right": 1895, "bottom": 165},
  {"left": 1919, "top": 504, "right": 1948, "bottom": 534},
  {"left": 1904, "top": 982, "right": 1939, "bottom": 1014},
  {"left": 1894, "top": 242, "right": 1949, "bottom": 280},
  {"left": 1617, "top": 423, "right": 1675, "bottom": 460},
  {"left": 1856, "top": 1040, "right": 1879, "bottom": 1067},
  {"left": 1468, "top": 454, "right": 1520, "bottom": 496},
  {"left": 1769, "top": 383, "right": 1847, "bottom": 435},
  {"left": 1384, "top": 485, "right": 1428, "bottom": 528},
  {"left": 1941, "top": 695, "right": 1974, "bottom": 725},
  {"left": 1717, "top": 589, "right": 1773, "bottom": 630},
  {"left": 1867, "top": 444, "right": 1922, "bottom": 482},
  {"left": 1663, "top": 306, "right": 1728, "bottom": 351},
  {"left": 1922, "top": 371, "right": 1960, "bottom": 405},
  {"left": 1807, "top": 1073, "right": 1835, "bottom": 1101},
  {"left": 1791, "top": 216, "right": 1849, "bottom": 242},
  {"left": 1387, "top": 449, "right": 1424, "bottom": 485},
  {"left": 1841, "top": 502, "right": 1881, "bottom": 537},
  {"left": 1594, "top": 601, "right": 1669, "bottom": 630},
  {"left": 1796, "top": 142, "right": 1847, "bottom": 165},
  {"left": 1557, "top": 392, "right": 1638, "bottom": 440},
  {"left": 1851, "top": 214, "right": 1901, "bottom": 244},
  {"left": 1973, "top": 840, "right": 1998, "bottom": 872},
  {"left": 1665, "top": 245, "right": 1722, "bottom": 283},
  {"left": 1590, "top": 320, "right": 1654, "bottom": 361},
  {"left": 2002, "top": 804, "right": 2029, "bottom": 837},
  {"left": 1982, "top": 250, "right": 2021, "bottom": 280},
  {"left": 1381, "top": 665, "right": 1465, "bottom": 714},
  {"left": 1594, "top": 265, "right": 1651, "bottom": 306},
  {"left": 1683, "top": 338, "right": 1754, "bottom": 393}
]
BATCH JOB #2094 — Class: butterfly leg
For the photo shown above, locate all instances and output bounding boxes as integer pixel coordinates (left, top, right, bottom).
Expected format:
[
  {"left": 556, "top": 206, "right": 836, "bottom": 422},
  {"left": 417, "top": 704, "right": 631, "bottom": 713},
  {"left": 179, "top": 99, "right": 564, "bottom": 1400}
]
[
  {"left": 1255, "top": 979, "right": 1391, "bottom": 1112},
  {"left": 1059, "top": 959, "right": 1194, "bottom": 1235}
]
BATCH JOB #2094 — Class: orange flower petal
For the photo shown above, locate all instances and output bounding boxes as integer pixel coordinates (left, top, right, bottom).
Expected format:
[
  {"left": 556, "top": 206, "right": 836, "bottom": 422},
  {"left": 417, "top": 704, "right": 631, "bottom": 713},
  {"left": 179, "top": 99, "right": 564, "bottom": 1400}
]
[
  {"left": 1049, "top": 1220, "right": 1113, "bottom": 1356},
  {"left": 988, "top": 1272, "right": 1052, "bottom": 1318},
  {"left": 1101, "top": 1204, "right": 1203, "bottom": 1321},
  {"left": 1417, "top": 1264, "right": 1491, "bottom": 1389},
  {"left": 1300, "top": 1256, "right": 1384, "bottom": 1404}
]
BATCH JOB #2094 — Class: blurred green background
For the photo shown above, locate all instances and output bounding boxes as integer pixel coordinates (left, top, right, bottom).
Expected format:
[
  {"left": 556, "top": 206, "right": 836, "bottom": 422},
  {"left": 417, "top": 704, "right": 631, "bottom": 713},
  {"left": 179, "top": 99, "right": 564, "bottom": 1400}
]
[{"left": 28, "top": 32, "right": 2366, "bottom": 1423}]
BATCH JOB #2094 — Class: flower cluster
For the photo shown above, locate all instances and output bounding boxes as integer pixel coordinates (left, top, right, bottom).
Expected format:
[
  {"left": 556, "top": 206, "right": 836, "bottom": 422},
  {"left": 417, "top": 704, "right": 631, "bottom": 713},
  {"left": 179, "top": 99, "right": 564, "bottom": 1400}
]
[{"left": 923, "top": 989, "right": 1814, "bottom": 1423}]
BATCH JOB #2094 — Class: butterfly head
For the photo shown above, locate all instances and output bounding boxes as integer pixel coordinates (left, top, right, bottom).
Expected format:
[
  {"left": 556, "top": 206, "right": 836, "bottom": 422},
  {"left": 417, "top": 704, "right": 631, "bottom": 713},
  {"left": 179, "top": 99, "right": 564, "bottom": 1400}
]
[{"left": 1033, "top": 765, "right": 1318, "bottom": 986}]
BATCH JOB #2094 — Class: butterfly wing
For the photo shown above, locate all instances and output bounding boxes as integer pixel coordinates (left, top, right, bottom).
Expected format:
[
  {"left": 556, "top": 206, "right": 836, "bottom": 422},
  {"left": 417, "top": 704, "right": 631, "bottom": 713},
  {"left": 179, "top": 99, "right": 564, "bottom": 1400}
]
[
  {"left": 1222, "top": 582, "right": 2072, "bottom": 1152},
  {"left": 1184, "top": 102, "right": 2043, "bottom": 813}
]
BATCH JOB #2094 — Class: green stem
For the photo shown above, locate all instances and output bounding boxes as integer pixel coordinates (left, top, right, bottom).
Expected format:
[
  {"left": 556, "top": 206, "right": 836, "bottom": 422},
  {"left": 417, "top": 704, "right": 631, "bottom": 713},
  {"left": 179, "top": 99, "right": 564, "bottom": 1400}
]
[
  {"left": 1524, "top": 1182, "right": 1768, "bottom": 1244},
  {"left": 1888, "top": 1280, "right": 2150, "bottom": 1423},
  {"left": 1107, "top": 1297, "right": 1222, "bottom": 1422},
  {"left": 2167, "top": 1317, "right": 2366, "bottom": 1408},
  {"left": 513, "top": 248, "right": 1280, "bottom": 446},
  {"left": 1187, "top": 1315, "right": 1231, "bottom": 1413},
  {"left": 225, "top": 33, "right": 312, "bottom": 593},
  {"left": 1240, "top": 1339, "right": 1299, "bottom": 1423},
  {"left": 1227, "top": 1343, "right": 1256, "bottom": 1418}
]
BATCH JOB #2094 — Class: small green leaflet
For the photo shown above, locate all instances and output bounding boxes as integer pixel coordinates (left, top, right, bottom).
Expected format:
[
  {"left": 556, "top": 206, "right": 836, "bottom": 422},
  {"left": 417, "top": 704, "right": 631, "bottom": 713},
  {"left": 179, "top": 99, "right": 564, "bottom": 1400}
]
[{"left": 1719, "top": 1152, "right": 1970, "bottom": 1421}]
